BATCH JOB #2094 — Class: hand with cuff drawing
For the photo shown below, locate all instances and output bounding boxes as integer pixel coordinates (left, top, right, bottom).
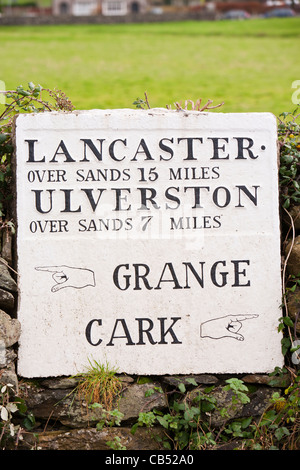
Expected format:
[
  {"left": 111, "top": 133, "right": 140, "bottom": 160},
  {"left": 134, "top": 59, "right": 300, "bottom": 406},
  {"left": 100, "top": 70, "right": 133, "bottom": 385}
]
[
  {"left": 200, "top": 314, "right": 259, "bottom": 341},
  {"left": 35, "top": 265, "right": 96, "bottom": 292}
]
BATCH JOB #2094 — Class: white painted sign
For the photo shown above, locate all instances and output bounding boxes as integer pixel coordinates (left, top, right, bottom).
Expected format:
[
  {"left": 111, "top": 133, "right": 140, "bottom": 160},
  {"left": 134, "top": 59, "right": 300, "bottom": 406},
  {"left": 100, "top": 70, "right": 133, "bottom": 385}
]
[{"left": 15, "top": 109, "right": 283, "bottom": 377}]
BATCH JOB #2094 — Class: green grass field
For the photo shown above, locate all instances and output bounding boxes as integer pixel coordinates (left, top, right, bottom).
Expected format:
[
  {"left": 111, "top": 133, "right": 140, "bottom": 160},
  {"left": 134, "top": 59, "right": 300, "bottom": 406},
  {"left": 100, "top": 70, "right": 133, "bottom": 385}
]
[{"left": 1, "top": 17, "right": 300, "bottom": 114}]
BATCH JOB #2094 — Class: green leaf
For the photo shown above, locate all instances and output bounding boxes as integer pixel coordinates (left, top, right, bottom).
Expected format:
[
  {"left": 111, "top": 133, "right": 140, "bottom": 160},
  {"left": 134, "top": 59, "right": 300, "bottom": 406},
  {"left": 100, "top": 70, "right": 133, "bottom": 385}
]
[
  {"left": 178, "top": 383, "right": 186, "bottom": 393},
  {"left": 201, "top": 401, "right": 215, "bottom": 412},
  {"left": 156, "top": 415, "right": 169, "bottom": 429},
  {"left": 275, "top": 426, "right": 290, "bottom": 441},
  {"left": 283, "top": 198, "right": 290, "bottom": 208},
  {"left": 241, "top": 416, "right": 252, "bottom": 429},
  {"left": 131, "top": 423, "right": 138, "bottom": 435},
  {"left": 281, "top": 337, "right": 291, "bottom": 355},
  {"left": 283, "top": 316, "right": 294, "bottom": 327},
  {"left": 18, "top": 90, "right": 30, "bottom": 97},
  {"left": 185, "top": 378, "right": 198, "bottom": 387}
]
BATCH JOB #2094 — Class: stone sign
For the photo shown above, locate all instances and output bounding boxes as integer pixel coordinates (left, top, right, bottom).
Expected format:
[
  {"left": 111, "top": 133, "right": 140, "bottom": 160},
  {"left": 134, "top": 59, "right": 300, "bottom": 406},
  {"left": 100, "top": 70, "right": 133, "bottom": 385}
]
[{"left": 15, "top": 109, "right": 283, "bottom": 377}]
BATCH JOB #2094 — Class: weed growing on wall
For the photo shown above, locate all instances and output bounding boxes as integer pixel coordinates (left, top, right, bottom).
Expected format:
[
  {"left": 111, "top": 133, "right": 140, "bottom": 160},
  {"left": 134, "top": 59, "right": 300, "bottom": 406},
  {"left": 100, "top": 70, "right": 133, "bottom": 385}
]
[{"left": 71, "top": 359, "right": 122, "bottom": 411}]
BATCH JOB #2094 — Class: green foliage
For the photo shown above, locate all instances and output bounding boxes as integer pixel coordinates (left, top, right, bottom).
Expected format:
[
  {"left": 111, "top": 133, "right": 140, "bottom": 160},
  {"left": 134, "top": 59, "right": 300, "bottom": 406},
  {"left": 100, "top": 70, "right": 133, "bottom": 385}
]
[
  {"left": 89, "top": 402, "right": 124, "bottom": 430},
  {"left": 132, "top": 374, "right": 300, "bottom": 450},
  {"left": 106, "top": 435, "right": 127, "bottom": 450},
  {"left": 248, "top": 375, "right": 300, "bottom": 450},
  {"left": 224, "top": 378, "right": 250, "bottom": 405},
  {"left": 278, "top": 107, "right": 300, "bottom": 210},
  {"left": 277, "top": 106, "right": 300, "bottom": 360}
]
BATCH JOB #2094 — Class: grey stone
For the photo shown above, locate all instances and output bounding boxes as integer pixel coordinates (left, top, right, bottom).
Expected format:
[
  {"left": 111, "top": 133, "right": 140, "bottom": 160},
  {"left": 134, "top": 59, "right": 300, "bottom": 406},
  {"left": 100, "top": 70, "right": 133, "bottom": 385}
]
[
  {"left": 41, "top": 376, "right": 79, "bottom": 389},
  {"left": 241, "top": 387, "right": 278, "bottom": 418},
  {"left": 0, "top": 260, "right": 17, "bottom": 292},
  {"left": 0, "top": 310, "right": 21, "bottom": 347},
  {"left": 24, "top": 381, "right": 167, "bottom": 429},
  {"left": 24, "top": 387, "right": 95, "bottom": 428},
  {"left": 206, "top": 386, "right": 244, "bottom": 427},
  {"left": 19, "top": 426, "right": 164, "bottom": 451},
  {"left": 163, "top": 374, "right": 218, "bottom": 388},
  {"left": 119, "top": 383, "right": 167, "bottom": 421},
  {"left": 0, "top": 288, "right": 14, "bottom": 311},
  {"left": 0, "top": 346, "right": 17, "bottom": 368},
  {"left": 242, "top": 373, "right": 291, "bottom": 388},
  {"left": 1, "top": 231, "right": 13, "bottom": 265}
]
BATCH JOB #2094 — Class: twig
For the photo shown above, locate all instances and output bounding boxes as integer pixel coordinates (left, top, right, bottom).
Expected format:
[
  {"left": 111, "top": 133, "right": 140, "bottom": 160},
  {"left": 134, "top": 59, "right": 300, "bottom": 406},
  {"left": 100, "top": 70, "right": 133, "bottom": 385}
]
[{"left": 144, "top": 92, "right": 151, "bottom": 109}]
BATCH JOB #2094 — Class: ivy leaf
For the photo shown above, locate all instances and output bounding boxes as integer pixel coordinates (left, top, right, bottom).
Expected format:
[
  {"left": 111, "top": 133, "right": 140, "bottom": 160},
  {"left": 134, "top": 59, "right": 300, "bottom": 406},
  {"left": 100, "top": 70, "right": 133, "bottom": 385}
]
[
  {"left": 283, "top": 316, "right": 294, "bottom": 327},
  {"left": 156, "top": 415, "right": 169, "bottom": 429}
]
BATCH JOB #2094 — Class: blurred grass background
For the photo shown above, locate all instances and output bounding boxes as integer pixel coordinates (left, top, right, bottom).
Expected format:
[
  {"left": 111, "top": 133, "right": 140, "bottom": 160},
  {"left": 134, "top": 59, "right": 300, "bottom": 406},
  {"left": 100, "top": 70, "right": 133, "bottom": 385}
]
[{"left": 1, "top": 17, "right": 300, "bottom": 114}]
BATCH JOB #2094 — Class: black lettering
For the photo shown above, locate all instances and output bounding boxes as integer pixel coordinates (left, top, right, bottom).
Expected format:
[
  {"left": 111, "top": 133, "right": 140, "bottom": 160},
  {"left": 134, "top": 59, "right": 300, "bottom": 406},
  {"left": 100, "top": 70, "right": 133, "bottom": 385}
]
[
  {"left": 138, "top": 188, "right": 160, "bottom": 210},
  {"left": 80, "top": 139, "right": 105, "bottom": 162},
  {"left": 106, "top": 319, "right": 135, "bottom": 346},
  {"left": 136, "top": 318, "right": 157, "bottom": 345},
  {"left": 211, "top": 261, "right": 228, "bottom": 287},
  {"left": 131, "top": 138, "right": 154, "bottom": 161},
  {"left": 159, "top": 138, "right": 174, "bottom": 161},
  {"left": 234, "top": 137, "right": 258, "bottom": 159},
  {"left": 165, "top": 187, "right": 180, "bottom": 209},
  {"left": 154, "top": 263, "right": 183, "bottom": 290},
  {"left": 60, "top": 189, "right": 81, "bottom": 213},
  {"left": 113, "top": 264, "right": 131, "bottom": 290},
  {"left": 109, "top": 139, "right": 126, "bottom": 161},
  {"left": 32, "top": 189, "right": 54, "bottom": 214},
  {"left": 26, "top": 139, "right": 45, "bottom": 163},
  {"left": 49, "top": 140, "right": 76, "bottom": 163},
  {"left": 133, "top": 263, "right": 153, "bottom": 290},
  {"left": 85, "top": 319, "right": 102, "bottom": 346},
  {"left": 236, "top": 185, "right": 259, "bottom": 207},
  {"left": 82, "top": 188, "right": 106, "bottom": 211},
  {"left": 177, "top": 137, "right": 203, "bottom": 161},
  {"left": 113, "top": 188, "right": 131, "bottom": 211},
  {"left": 212, "top": 186, "right": 231, "bottom": 208},
  {"left": 208, "top": 137, "right": 229, "bottom": 160},
  {"left": 158, "top": 317, "right": 182, "bottom": 344},
  {"left": 184, "top": 186, "right": 210, "bottom": 208},
  {"left": 183, "top": 262, "right": 205, "bottom": 288},
  {"left": 231, "top": 260, "right": 250, "bottom": 286}
]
